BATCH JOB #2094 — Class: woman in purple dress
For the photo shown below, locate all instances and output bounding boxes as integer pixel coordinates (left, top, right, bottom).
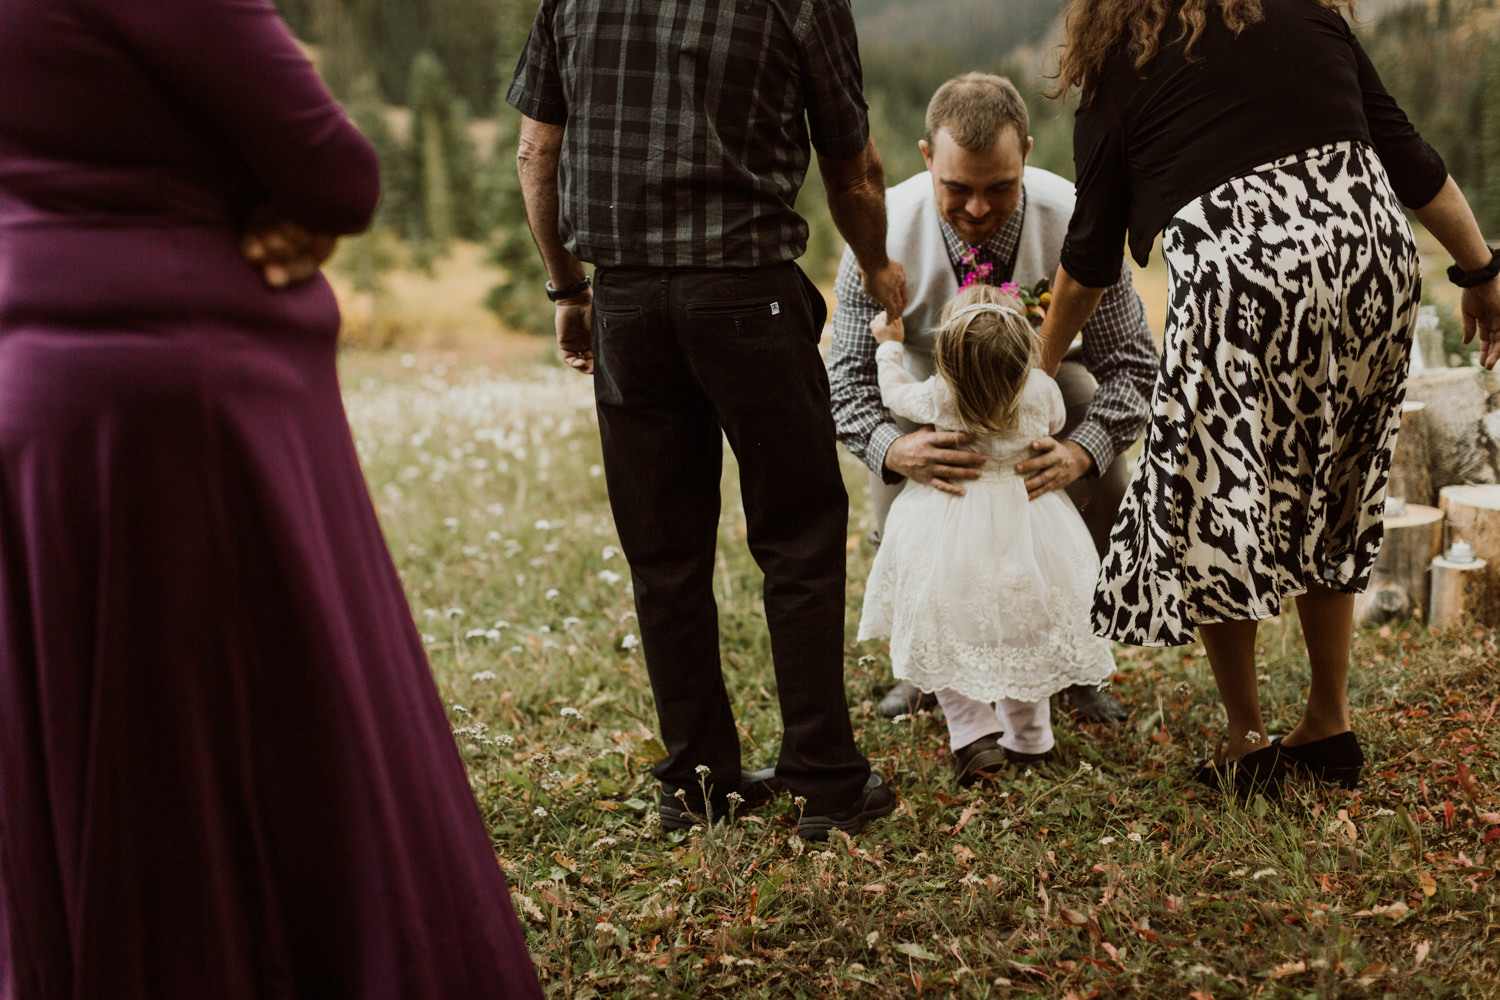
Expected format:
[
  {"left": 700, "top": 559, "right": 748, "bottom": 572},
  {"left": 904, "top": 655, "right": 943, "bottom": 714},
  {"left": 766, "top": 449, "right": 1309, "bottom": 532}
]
[{"left": 0, "top": 2, "right": 544, "bottom": 997}]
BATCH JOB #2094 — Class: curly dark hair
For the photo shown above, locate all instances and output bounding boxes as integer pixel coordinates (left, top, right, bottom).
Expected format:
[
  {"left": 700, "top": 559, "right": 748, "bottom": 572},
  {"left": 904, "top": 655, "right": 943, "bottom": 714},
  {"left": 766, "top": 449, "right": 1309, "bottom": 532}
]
[{"left": 1050, "top": 0, "right": 1355, "bottom": 102}]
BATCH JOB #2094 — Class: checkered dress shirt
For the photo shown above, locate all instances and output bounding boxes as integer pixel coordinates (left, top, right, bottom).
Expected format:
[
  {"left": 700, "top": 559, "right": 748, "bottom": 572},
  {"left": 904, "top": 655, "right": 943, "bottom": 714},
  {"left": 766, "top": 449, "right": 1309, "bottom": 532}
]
[
  {"left": 506, "top": 0, "right": 870, "bottom": 268},
  {"left": 829, "top": 188, "right": 1157, "bottom": 483}
]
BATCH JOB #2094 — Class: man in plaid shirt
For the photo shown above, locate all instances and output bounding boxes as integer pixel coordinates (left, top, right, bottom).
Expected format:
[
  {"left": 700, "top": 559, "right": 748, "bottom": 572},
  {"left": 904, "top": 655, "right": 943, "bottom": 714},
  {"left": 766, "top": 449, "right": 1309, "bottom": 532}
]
[
  {"left": 508, "top": 0, "right": 905, "bottom": 840},
  {"left": 829, "top": 74, "right": 1156, "bottom": 725}
]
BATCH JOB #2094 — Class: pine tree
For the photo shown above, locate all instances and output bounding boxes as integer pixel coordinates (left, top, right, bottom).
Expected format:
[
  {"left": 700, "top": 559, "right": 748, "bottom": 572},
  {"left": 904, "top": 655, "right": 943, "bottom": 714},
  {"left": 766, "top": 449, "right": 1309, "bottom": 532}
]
[{"left": 406, "top": 51, "right": 480, "bottom": 261}]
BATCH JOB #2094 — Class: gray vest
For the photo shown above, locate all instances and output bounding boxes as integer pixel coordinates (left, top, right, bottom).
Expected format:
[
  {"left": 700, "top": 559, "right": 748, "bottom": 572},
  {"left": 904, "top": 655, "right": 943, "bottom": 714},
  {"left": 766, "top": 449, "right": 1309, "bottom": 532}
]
[{"left": 869, "top": 167, "right": 1079, "bottom": 530}]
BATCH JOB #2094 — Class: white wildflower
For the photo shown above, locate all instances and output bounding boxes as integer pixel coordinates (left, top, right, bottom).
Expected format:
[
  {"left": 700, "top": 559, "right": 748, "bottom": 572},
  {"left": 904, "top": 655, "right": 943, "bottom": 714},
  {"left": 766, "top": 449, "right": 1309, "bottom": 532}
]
[
  {"left": 598, "top": 569, "right": 622, "bottom": 585},
  {"left": 1251, "top": 869, "right": 1278, "bottom": 880},
  {"left": 533, "top": 807, "right": 548, "bottom": 818},
  {"left": 1127, "top": 832, "right": 1143, "bottom": 843},
  {"left": 1099, "top": 836, "right": 1117, "bottom": 845},
  {"left": 621, "top": 634, "right": 640, "bottom": 650},
  {"left": 560, "top": 707, "right": 581, "bottom": 718},
  {"left": 695, "top": 764, "right": 712, "bottom": 777},
  {"left": 602, "top": 545, "right": 620, "bottom": 560},
  {"left": 544, "top": 588, "right": 560, "bottom": 600},
  {"left": 471, "top": 670, "right": 497, "bottom": 682},
  {"left": 445, "top": 607, "right": 464, "bottom": 620},
  {"left": 533, "top": 519, "right": 552, "bottom": 531}
]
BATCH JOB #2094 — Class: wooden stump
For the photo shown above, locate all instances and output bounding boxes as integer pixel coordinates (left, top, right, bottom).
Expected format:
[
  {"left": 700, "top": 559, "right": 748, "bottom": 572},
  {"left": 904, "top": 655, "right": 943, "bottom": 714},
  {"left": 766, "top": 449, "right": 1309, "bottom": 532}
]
[
  {"left": 1437, "top": 484, "right": 1500, "bottom": 626},
  {"left": 1388, "top": 401, "right": 1433, "bottom": 507},
  {"left": 1429, "top": 555, "right": 1490, "bottom": 628},
  {"left": 1355, "top": 504, "right": 1444, "bottom": 624}
]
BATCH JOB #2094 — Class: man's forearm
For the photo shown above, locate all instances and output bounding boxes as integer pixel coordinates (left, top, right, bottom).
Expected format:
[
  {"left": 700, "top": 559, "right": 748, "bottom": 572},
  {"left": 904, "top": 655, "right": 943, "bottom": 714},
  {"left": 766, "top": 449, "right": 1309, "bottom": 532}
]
[
  {"left": 517, "top": 115, "right": 587, "bottom": 289},
  {"left": 818, "top": 137, "right": 891, "bottom": 274}
]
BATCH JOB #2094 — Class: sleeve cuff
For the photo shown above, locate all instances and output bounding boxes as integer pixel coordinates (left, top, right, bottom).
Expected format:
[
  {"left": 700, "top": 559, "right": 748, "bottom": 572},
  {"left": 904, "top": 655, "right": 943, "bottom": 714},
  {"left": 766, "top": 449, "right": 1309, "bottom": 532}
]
[
  {"left": 505, "top": 85, "right": 568, "bottom": 126},
  {"left": 1065, "top": 421, "right": 1115, "bottom": 479},
  {"left": 869, "top": 423, "right": 906, "bottom": 484}
]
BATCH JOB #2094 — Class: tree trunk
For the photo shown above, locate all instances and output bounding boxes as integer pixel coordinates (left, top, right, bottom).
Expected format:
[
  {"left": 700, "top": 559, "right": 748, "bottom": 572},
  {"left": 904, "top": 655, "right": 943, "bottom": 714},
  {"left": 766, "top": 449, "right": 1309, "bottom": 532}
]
[{"left": 1437, "top": 484, "right": 1500, "bottom": 626}]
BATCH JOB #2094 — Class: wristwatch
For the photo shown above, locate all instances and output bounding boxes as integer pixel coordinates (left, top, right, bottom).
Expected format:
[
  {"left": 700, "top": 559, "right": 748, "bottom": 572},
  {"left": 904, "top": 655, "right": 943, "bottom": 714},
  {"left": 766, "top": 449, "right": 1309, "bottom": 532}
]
[{"left": 545, "top": 275, "right": 592, "bottom": 301}]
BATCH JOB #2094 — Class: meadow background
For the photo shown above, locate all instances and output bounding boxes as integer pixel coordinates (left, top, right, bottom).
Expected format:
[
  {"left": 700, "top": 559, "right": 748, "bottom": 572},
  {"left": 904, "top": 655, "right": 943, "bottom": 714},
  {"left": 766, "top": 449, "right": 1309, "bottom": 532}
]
[
  {"left": 336, "top": 327, "right": 1499, "bottom": 997},
  {"left": 293, "top": 0, "right": 1500, "bottom": 993}
]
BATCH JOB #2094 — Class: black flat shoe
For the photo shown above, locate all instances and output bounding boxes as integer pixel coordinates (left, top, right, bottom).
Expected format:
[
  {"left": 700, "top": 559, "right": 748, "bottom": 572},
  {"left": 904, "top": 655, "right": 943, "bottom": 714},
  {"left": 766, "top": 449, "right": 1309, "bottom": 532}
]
[
  {"left": 1191, "top": 744, "right": 1285, "bottom": 799},
  {"left": 1272, "top": 732, "right": 1364, "bottom": 790}
]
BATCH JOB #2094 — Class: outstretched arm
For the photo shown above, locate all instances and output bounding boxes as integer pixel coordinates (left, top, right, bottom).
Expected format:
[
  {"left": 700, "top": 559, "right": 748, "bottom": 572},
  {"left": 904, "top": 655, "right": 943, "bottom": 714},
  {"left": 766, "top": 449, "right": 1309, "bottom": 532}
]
[
  {"left": 1413, "top": 176, "right": 1500, "bottom": 369},
  {"left": 818, "top": 138, "right": 907, "bottom": 319}
]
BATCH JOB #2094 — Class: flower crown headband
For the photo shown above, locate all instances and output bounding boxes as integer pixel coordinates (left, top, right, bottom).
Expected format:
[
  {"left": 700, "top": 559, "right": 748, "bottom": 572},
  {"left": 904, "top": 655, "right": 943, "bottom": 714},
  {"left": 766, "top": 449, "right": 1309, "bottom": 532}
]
[{"left": 944, "top": 301, "right": 1029, "bottom": 327}]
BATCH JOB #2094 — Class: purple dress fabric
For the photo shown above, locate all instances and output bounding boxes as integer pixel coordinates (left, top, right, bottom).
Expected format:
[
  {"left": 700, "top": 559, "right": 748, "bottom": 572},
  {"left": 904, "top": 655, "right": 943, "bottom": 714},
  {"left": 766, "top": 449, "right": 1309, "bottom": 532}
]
[{"left": 0, "top": 2, "right": 544, "bottom": 998}]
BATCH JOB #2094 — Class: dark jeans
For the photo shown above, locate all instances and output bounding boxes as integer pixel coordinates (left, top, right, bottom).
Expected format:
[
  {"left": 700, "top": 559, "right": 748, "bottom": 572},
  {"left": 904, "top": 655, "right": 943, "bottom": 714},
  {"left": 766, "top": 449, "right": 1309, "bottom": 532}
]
[{"left": 591, "top": 261, "right": 869, "bottom": 815}]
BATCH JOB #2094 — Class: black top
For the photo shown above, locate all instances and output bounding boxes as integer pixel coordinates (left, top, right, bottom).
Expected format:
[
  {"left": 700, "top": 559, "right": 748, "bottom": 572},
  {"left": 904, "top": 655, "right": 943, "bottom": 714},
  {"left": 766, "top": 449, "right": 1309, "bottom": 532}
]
[
  {"left": 1060, "top": 0, "right": 1447, "bottom": 286},
  {"left": 507, "top": 0, "right": 870, "bottom": 269}
]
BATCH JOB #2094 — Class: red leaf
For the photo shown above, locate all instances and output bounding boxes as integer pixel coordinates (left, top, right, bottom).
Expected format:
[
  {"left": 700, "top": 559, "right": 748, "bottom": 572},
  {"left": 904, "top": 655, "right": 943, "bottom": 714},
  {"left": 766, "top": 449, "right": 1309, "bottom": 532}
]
[
  {"left": 1443, "top": 801, "right": 1456, "bottom": 829},
  {"left": 1457, "top": 762, "right": 1480, "bottom": 801},
  {"left": 1484, "top": 828, "right": 1500, "bottom": 844}
]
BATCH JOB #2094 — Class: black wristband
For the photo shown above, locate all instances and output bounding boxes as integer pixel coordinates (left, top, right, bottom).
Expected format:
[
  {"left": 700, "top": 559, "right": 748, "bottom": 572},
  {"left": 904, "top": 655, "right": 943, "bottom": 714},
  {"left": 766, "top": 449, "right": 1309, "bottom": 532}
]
[
  {"left": 1447, "top": 248, "right": 1500, "bottom": 288},
  {"left": 545, "top": 275, "right": 592, "bottom": 301}
]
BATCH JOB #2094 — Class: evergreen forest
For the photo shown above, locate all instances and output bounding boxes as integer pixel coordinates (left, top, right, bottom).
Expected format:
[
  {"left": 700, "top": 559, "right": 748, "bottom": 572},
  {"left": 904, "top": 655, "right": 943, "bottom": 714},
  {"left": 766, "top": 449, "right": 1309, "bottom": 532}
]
[{"left": 272, "top": 0, "right": 1500, "bottom": 336}]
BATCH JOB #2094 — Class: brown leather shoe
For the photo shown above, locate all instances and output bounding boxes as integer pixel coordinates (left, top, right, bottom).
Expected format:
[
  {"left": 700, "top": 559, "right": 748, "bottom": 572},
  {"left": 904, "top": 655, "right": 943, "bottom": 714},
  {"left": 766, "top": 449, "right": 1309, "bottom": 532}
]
[
  {"left": 879, "top": 679, "right": 938, "bottom": 718},
  {"left": 952, "top": 735, "right": 1009, "bottom": 787}
]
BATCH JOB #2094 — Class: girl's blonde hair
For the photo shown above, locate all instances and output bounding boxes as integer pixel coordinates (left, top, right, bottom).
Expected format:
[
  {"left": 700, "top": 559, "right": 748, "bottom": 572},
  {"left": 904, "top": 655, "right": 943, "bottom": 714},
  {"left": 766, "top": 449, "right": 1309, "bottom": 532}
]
[
  {"left": 1050, "top": 0, "right": 1356, "bottom": 102},
  {"left": 934, "top": 284, "right": 1040, "bottom": 435}
]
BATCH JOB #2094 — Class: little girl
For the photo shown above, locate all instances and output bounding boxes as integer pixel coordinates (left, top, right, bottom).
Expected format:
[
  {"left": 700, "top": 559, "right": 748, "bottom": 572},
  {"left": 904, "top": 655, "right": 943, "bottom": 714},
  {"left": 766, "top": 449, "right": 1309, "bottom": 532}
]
[{"left": 858, "top": 283, "right": 1116, "bottom": 787}]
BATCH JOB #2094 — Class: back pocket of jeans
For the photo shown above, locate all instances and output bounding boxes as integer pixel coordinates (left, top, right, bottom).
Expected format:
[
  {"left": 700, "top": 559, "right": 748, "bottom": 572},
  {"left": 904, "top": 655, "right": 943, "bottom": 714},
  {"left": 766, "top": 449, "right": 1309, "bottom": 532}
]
[{"left": 684, "top": 297, "right": 781, "bottom": 332}]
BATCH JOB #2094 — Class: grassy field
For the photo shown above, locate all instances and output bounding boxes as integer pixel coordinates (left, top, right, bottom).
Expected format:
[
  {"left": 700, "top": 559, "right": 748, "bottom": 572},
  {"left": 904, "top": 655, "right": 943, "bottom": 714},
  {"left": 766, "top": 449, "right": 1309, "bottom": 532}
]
[{"left": 339, "top": 344, "right": 1499, "bottom": 1000}]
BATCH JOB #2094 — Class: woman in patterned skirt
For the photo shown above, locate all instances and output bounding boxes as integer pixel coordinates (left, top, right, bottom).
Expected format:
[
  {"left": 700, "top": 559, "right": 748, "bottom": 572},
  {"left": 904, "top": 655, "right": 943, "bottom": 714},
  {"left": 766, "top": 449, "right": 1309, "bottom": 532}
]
[{"left": 1039, "top": 0, "right": 1500, "bottom": 794}]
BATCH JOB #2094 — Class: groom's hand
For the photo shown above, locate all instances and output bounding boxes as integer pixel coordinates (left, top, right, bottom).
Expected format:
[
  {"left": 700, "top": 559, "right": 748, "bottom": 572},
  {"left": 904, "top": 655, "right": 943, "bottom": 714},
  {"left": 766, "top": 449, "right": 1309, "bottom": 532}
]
[
  {"left": 885, "top": 428, "right": 984, "bottom": 496},
  {"left": 1017, "top": 437, "right": 1093, "bottom": 499}
]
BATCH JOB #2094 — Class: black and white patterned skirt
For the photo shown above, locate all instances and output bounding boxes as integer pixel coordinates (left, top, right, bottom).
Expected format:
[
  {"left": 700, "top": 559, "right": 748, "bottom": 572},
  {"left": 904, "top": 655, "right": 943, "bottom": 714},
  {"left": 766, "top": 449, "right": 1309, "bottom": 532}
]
[{"left": 1095, "top": 141, "right": 1421, "bottom": 646}]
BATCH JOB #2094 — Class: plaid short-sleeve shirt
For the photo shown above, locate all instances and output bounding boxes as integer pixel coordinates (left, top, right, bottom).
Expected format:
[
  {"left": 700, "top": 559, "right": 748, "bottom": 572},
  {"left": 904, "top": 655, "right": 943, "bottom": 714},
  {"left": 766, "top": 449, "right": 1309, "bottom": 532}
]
[{"left": 507, "top": 0, "right": 869, "bottom": 269}]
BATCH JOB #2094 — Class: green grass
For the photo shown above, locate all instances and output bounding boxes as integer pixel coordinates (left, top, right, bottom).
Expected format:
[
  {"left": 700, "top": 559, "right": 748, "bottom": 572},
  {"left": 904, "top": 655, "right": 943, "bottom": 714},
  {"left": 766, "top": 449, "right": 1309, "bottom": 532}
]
[{"left": 342, "top": 348, "right": 1500, "bottom": 999}]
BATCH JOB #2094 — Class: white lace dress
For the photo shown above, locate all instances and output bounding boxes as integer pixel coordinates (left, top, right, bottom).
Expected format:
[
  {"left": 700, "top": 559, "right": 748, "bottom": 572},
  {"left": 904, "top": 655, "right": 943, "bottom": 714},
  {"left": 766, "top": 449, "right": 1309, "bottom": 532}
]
[{"left": 857, "top": 342, "right": 1116, "bottom": 703}]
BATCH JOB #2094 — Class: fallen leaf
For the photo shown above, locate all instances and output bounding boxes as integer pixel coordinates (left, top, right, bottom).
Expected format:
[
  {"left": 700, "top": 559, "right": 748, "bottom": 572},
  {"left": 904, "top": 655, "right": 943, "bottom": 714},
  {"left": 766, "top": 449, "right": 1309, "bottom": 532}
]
[
  {"left": 1269, "top": 960, "right": 1307, "bottom": 979},
  {"left": 1418, "top": 872, "right": 1437, "bottom": 898},
  {"left": 894, "top": 942, "right": 939, "bottom": 962},
  {"left": 1061, "top": 907, "right": 1090, "bottom": 926},
  {"left": 952, "top": 803, "right": 978, "bottom": 835},
  {"left": 1414, "top": 940, "right": 1431, "bottom": 967},
  {"left": 1352, "top": 901, "right": 1410, "bottom": 920}
]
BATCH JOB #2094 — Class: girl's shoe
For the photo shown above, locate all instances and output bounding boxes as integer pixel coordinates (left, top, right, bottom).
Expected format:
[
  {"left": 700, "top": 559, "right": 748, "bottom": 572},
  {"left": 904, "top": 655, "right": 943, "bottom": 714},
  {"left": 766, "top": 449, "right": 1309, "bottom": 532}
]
[
  {"left": 1272, "top": 732, "right": 1364, "bottom": 790},
  {"left": 1191, "top": 743, "right": 1285, "bottom": 799}
]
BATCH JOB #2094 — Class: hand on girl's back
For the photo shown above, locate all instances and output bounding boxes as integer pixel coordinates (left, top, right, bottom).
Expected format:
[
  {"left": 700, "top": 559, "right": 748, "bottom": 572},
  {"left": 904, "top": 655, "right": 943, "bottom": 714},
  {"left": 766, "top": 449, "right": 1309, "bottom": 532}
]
[{"left": 870, "top": 312, "right": 905, "bottom": 344}]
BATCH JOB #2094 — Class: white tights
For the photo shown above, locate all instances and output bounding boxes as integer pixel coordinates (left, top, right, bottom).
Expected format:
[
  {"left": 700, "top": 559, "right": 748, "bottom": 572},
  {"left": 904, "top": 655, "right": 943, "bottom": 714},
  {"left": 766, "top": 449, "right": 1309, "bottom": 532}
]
[{"left": 935, "top": 689, "right": 1054, "bottom": 755}]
